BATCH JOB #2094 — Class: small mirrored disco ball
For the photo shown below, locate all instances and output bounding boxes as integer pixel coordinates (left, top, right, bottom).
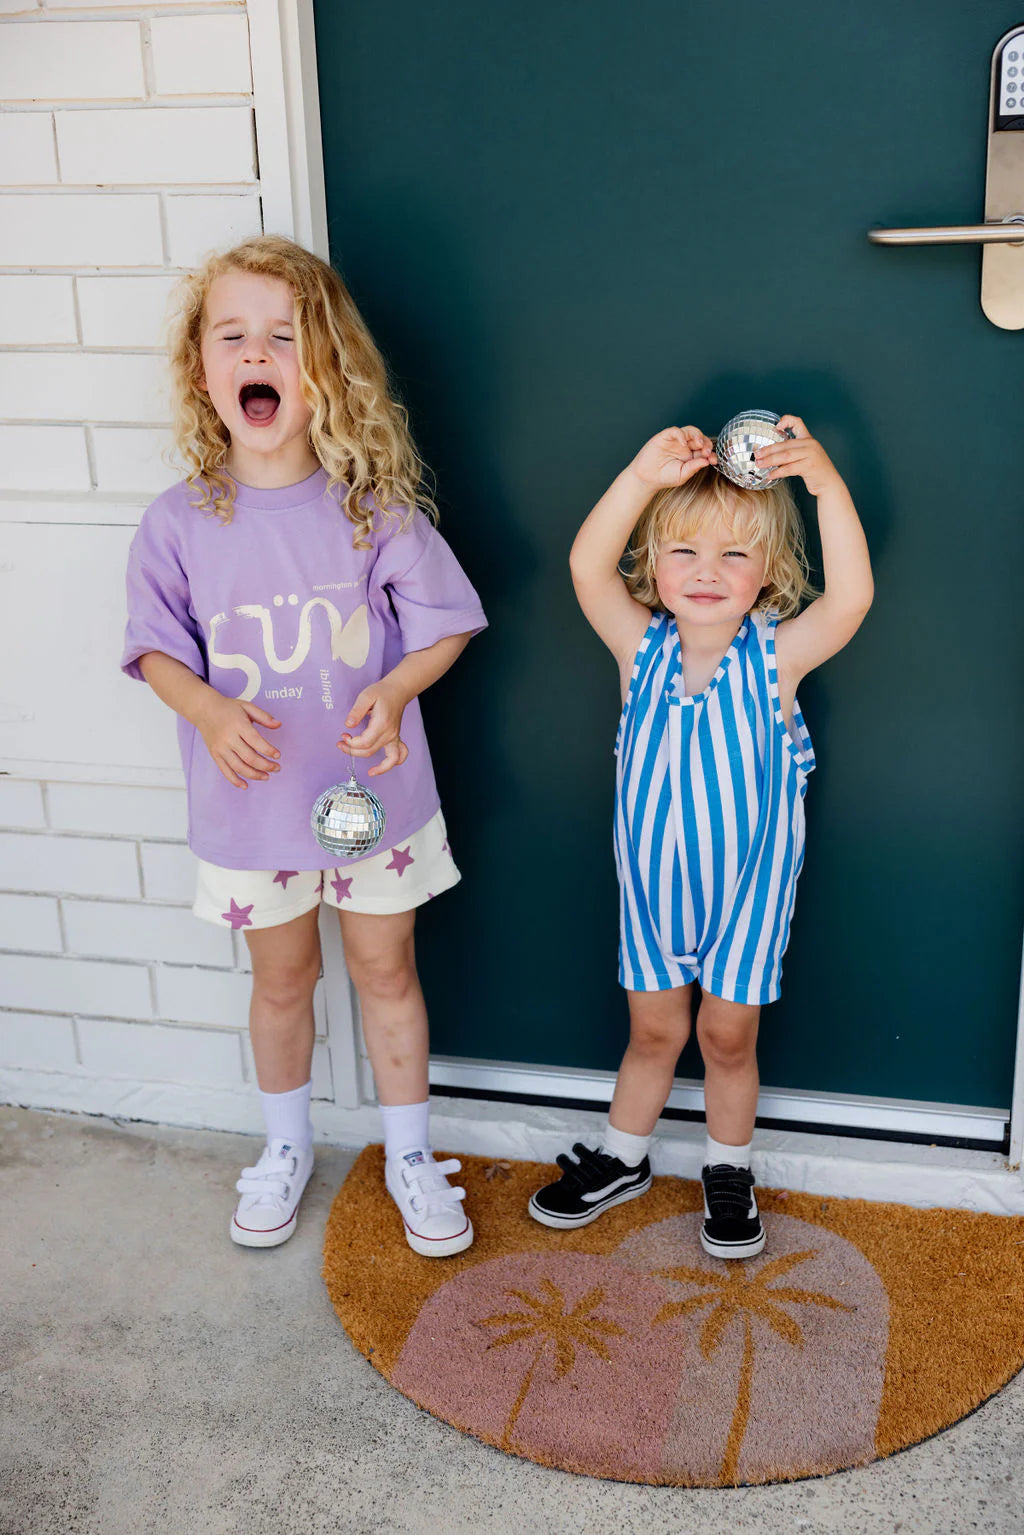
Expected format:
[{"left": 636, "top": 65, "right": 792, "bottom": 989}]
[
  {"left": 311, "top": 776, "right": 386, "bottom": 859},
  {"left": 715, "top": 409, "right": 794, "bottom": 490}
]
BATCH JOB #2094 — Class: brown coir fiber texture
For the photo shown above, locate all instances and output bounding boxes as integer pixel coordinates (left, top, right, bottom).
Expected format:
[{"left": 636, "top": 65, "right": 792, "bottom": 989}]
[{"left": 322, "top": 1146, "right": 1024, "bottom": 1487}]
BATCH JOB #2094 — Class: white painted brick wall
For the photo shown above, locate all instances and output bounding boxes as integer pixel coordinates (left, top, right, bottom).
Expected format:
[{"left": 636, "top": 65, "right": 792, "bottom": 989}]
[
  {"left": 76, "top": 275, "right": 178, "bottom": 348},
  {"left": 48, "top": 784, "right": 187, "bottom": 840},
  {"left": 56, "top": 105, "right": 255, "bottom": 185},
  {"left": 0, "top": 193, "right": 164, "bottom": 267},
  {"left": 0, "top": 276, "right": 78, "bottom": 344},
  {"left": 0, "top": 778, "right": 46, "bottom": 829},
  {"left": 0, "top": 4, "right": 361, "bottom": 1133},
  {"left": 63, "top": 899, "right": 233, "bottom": 968},
  {"left": 164, "top": 192, "right": 263, "bottom": 266},
  {"left": 0, "top": 22, "right": 145, "bottom": 100},
  {"left": 91, "top": 427, "right": 179, "bottom": 494},
  {"left": 0, "top": 425, "right": 92, "bottom": 492},
  {"left": 0, "top": 114, "right": 59, "bottom": 183},
  {"left": 150, "top": 14, "right": 252, "bottom": 96},
  {"left": 77, "top": 1017, "right": 244, "bottom": 1087},
  {"left": 0, "top": 950, "right": 153, "bottom": 1019},
  {"left": 0, "top": 1013, "right": 78, "bottom": 1073},
  {"left": 0, "top": 831, "right": 141, "bottom": 898},
  {"left": 0, "top": 353, "right": 169, "bottom": 423},
  {"left": 139, "top": 842, "right": 195, "bottom": 904},
  {"left": 0, "top": 893, "right": 62, "bottom": 953},
  {"left": 155, "top": 964, "right": 252, "bottom": 1030}
]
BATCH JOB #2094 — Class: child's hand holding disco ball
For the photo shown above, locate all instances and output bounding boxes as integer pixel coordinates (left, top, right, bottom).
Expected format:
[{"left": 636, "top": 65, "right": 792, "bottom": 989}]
[{"left": 715, "top": 410, "right": 797, "bottom": 490}]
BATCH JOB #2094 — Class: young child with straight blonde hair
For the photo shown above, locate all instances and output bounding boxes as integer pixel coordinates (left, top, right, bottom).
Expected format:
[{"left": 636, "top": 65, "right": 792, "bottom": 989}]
[
  {"left": 122, "top": 236, "right": 486, "bottom": 1256},
  {"left": 529, "top": 421, "right": 872, "bottom": 1258}
]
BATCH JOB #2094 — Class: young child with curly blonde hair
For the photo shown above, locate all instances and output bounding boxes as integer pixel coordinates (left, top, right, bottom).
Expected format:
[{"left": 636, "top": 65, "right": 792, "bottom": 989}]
[
  {"left": 122, "top": 236, "right": 486, "bottom": 1256},
  {"left": 529, "top": 421, "right": 872, "bottom": 1258}
]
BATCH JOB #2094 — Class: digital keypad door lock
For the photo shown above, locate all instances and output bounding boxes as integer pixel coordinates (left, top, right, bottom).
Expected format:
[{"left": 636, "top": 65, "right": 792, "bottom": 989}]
[{"left": 869, "top": 25, "right": 1024, "bottom": 329}]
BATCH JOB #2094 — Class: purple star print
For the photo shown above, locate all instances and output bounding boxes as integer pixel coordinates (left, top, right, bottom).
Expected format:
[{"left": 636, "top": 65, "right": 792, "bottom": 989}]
[
  {"left": 331, "top": 872, "right": 353, "bottom": 902},
  {"left": 273, "top": 870, "right": 299, "bottom": 889},
  {"left": 386, "top": 846, "right": 415, "bottom": 877},
  {"left": 222, "top": 898, "right": 254, "bottom": 930}
]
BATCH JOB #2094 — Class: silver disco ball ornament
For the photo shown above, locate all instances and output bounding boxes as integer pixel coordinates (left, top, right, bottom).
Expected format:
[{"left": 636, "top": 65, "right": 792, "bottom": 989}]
[
  {"left": 311, "top": 775, "right": 386, "bottom": 859},
  {"left": 715, "top": 410, "right": 795, "bottom": 490}
]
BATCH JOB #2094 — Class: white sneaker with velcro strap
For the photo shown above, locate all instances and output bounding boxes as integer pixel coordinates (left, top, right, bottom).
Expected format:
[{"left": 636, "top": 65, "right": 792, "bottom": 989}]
[
  {"left": 230, "top": 1138, "right": 314, "bottom": 1248},
  {"left": 385, "top": 1147, "right": 474, "bottom": 1257}
]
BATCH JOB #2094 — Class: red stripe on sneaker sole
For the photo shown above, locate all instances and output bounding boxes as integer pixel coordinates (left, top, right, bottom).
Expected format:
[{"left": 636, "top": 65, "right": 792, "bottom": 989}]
[
  {"left": 402, "top": 1216, "right": 470, "bottom": 1242},
  {"left": 233, "top": 1210, "right": 297, "bottom": 1234}
]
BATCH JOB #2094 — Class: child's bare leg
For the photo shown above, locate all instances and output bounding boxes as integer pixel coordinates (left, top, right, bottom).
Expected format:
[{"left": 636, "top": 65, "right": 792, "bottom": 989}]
[
  {"left": 528, "top": 986, "right": 691, "bottom": 1226},
  {"left": 341, "top": 907, "right": 470, "bottom": 1257},
  {"left": 337, "top": 908, "right": 428, "bottom": 1105},
  {"left": 232, "top": 908, "right": 320, "bottom": 1248},
  {"left": 608, "top": 985, "right": 694, "bottom": 1137},
  {"left": 696, "top": 991, "right": 761, "bottom": 1147},
  {"left": 244, "top": 906, "right": 321, "bottom": 1092}
]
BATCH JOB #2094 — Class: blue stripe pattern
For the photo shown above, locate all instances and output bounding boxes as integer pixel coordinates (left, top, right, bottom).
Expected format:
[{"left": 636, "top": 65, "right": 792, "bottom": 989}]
[{"left": 613, "top": 610, "right": 814, "bottom": 1003}]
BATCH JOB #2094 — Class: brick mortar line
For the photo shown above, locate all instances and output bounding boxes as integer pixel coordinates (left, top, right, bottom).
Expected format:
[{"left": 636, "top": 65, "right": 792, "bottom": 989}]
[
  {"left": 0, "top": 1003, "right": 320, "bottom": 1041},
  {"left": 0, "top": 947, "right": 249, "bottom": 975},
  {"left": 0, "top": 345, "right": 171, "bottom": 353},
  {"left": 48, "top": 107, "right": 61, "bottom": 181},
  {"left": 1, "top": 102, "right": 254, "bottom": 118},
  {"left": 0, "top": 1000, "right": 256, "bottom": 1025},
  {"left": 0, "top": 891, "right": 193, "bottom": 905},
  {"left": 0, "top": 268, "right": 188, "bottom": 276},
  {"left": 138, "top": 13, "right": 154, "bottom": 99},
  {"left": 68, "top": 272, "right": 83, "bottom": 343},
  {"left": 82, "top": 422, "right": 98, "bottom": 490},
  {"left": 5, "top": 6, "right": 245, "bottom": 19},
  {"left": 39, "top": 893, "right": 191, "bottom": 907},
  {"left": 0, "top": 181, "right": 258, "bottom": 192},
  {"left": 0, "top": 423, "right": 172, "bottom": 431},
  {"left": 0, "top": 827, "right": 186, "bottom": 841},
  {"left": 19, "top": 6, "right": 248, "bottom": 19}
]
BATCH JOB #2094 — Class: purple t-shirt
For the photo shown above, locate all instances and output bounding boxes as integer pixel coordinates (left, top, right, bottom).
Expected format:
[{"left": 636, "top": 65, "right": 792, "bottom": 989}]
[{"left": 121, "top": 468, "right": 487, "bottom": 870}]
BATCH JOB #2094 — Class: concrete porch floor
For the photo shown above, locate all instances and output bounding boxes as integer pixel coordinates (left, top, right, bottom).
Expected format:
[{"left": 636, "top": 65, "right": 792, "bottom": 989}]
[{"left": 2, "top": 1107, "right": 1023, "bottom": 1535}]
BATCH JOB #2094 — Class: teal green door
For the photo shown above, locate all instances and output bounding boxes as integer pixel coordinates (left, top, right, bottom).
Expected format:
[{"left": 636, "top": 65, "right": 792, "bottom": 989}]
[{"left": 313, "top": 3, "right": 1024, "bottom": 1116}]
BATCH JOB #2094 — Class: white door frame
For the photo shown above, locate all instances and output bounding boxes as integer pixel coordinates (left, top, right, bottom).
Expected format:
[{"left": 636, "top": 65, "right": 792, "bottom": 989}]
[{"left": 251, "top": 0, "right": 1024, "bottom": 1162}]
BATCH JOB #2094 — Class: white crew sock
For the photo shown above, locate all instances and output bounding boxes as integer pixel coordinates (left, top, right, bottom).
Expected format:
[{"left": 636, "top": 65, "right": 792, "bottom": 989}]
[
  {"left": 259, "top": 1080, "right": 313, "bottom": 1152},
  {"left": 380, "top": 1099, "right": 431, "bottom": 1162},
  {"left": 601, "top": 1122, "right": 652, "bottom": 1168},
  {"left": 705, "top": 1134, "right": 751, "bottom": 1169}
]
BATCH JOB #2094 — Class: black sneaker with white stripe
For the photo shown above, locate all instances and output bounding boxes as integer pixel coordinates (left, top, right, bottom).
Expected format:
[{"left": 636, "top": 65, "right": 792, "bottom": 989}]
[
  {"left": 700, "top": 1163, "right": 765, "bottom": 1259},
  {"left": 528, "top": 1142, "right": 652, "bottom": 1229}
]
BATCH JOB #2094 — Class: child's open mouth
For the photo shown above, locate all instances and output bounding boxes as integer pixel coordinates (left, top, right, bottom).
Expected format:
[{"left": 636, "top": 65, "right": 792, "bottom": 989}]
[{"left": 239, "top": 381, "right": 280, "bottom": 424}]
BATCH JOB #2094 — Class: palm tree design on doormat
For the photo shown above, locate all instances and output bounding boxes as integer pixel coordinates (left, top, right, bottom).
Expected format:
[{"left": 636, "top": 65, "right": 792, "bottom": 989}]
[
  {"left": 478, "top": 1278, "right": 626, "bottom": 1451},
  {"left": 652, "top": 1249, "right": 854, "bottom": 1484}
]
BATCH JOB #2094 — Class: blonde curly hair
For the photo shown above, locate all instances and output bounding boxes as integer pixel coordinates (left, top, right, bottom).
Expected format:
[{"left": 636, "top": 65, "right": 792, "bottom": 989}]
[
  {"left": 622, "top": 467, "right": 816, "bottom": 619},
  {"left": 167, "top": 235, "right": 436, "bottom": 544}
]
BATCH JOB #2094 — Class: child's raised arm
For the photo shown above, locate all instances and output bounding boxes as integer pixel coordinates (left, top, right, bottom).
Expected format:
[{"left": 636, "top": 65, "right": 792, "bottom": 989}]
[
  {"left": 570, "top": 426, "right": 716, "bottom": 666},
  {"left": 760, "top": 417, "right": 873, "bottom": 688}
]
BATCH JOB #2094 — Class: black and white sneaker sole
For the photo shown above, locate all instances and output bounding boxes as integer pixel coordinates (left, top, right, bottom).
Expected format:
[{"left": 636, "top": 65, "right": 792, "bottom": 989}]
[
  {"left": 527, "top": 1174, "right": 653, "bottom": 1229},
  {"left": 699, "top": 1224, "right": 766, "bottom": 1260}
]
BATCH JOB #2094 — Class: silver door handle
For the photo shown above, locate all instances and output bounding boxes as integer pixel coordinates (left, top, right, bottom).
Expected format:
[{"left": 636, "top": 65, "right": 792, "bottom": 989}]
[{"left": 869, "top": 217, "right": 1024, "bottom": 246}]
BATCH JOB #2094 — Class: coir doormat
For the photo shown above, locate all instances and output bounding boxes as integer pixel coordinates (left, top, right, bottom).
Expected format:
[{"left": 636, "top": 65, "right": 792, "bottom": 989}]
[{"left": 322, "top": 1147, "right": 1024, "bottom": 1486}]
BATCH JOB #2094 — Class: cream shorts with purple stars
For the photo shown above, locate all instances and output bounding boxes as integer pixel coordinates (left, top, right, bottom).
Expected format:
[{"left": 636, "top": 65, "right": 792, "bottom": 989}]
[{"left": 192, "top": 810, "right": 459, "bottom": 930}]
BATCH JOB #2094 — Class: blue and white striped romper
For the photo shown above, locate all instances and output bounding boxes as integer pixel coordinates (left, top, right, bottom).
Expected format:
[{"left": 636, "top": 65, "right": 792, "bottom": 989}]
[{"left": 613, "top": 609, "right": 814, "bottom": 1004}]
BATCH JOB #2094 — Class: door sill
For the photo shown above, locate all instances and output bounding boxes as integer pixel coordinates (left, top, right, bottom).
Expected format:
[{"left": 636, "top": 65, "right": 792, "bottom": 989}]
[{"left": 429, "top": 1055, "right": 1009, "bottom": 1151}]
